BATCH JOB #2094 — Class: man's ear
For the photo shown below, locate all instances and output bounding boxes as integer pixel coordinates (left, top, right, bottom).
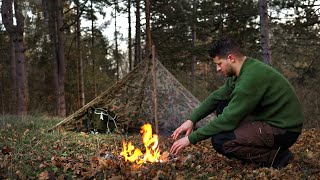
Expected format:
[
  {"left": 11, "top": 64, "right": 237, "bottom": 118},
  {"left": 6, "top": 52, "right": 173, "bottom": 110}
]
[{"left": 227, "top": 54, "right": 236, "bottom": 63}]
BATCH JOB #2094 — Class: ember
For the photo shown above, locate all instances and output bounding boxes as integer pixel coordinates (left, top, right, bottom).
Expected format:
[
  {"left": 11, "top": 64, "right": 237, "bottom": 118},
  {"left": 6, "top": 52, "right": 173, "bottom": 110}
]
[{"left": 120, "top": 123, "right": 161, "bottom": 164}]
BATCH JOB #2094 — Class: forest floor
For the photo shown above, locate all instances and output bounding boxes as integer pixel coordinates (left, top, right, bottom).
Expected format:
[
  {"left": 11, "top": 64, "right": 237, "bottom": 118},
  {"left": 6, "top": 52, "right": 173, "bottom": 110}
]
[{"left": 0, "top": 115, "right": 319, "bottom": 179}]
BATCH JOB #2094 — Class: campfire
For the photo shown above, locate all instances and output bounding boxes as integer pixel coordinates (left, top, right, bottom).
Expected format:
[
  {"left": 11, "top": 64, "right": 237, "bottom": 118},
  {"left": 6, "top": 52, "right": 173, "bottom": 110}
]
[{"left": 120, "top": 123, "right": 162, "bottom": 164}]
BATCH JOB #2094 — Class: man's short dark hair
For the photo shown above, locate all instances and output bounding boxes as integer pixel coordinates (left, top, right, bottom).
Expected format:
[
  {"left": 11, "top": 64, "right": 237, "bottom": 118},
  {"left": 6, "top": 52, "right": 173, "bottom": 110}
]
[{"left": 208, "top": 38, "right": 242, "bottom": 58}]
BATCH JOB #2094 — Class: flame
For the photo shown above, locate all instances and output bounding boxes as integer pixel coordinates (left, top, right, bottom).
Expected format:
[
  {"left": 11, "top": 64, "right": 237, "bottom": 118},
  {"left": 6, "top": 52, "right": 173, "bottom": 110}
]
[{"left": 120, "top": 123, "right": 161, "bottom": 164}]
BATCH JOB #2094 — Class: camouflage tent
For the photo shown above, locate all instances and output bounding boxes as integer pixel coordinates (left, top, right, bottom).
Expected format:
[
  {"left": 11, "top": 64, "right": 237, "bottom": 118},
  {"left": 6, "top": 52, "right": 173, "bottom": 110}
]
[{"left": 51, "top": 58, "right": 215, "bottom": 135}]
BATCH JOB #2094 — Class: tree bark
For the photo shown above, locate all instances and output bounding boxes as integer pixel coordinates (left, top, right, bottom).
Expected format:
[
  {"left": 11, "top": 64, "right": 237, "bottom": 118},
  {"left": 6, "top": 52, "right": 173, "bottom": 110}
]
[
  {"left": 114, "top": 0, "right": 119, "bottom": 80},
  {"left": 91, "top": 0, "right": 97, "bottom": 97},
  {"left": 76, "top": 0, "right": 85, "bottom": 107},
  {"left": 0, "top": 72, "right": 4, "bottom": 115},
  {"left": 45, "top": 0, "right": 66, "bottom": 117},
  {"left": 1, "top": 0, "right": 29, "bottom": 116},
  {"left": 145, "top": 0, "right": 152, "bottom": 57},
  {"left": 128, "top": 0, "right": 133, "bottom": 71},
  {"left": 259, "top": 0, "right": 272, "bottom": 65},
  {"left": 191, "top": 0, "right": 197, "bottom": 91},
  {"left": 57, "top": 0, "right": 66, "bottom": 116},
  {"left": 10, "top": 31, "right": 17, "bottom": 114},
  {"left": 134, "top": 0, "right": 141, "bottom": 66}
]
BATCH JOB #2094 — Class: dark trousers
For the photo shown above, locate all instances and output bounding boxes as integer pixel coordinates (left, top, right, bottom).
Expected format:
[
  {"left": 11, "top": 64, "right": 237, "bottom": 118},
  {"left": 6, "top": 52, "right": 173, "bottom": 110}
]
[{"left": 212, "top": 100, "right": 300, "bottom": 165}]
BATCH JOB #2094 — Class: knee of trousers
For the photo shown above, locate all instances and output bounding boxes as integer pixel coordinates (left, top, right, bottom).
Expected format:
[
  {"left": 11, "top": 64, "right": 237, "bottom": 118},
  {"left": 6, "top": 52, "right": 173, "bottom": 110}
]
[{"left": 211, "top": 132, "right": 235, "bottom": 155}]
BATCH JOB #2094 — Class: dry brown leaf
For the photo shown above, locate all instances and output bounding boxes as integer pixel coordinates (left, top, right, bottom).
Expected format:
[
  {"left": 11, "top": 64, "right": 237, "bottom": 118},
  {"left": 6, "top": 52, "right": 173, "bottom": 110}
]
[
  {"left": 305, "top": 149, "right": 314, "bottom": 159},
  {"left": 51, "top": 156, "right": 62, "bottom": 168},
  {"left": 38, "top": 171, "right": 50, "bottom": 180},
  {"left": 39, "top": 163, "right": 46, "bottom": 169},
  {"left": 175, "top": 173, "right": 185, "bottom": 180},
  {"left": 1, "top": 146, "right": 11, "bottom": 155},
  {"left": 109, "top": 175, "right": 123, "bottom": 180},
  {"left": 160, "top": 151, "right": 169, "bottom": 162},
  {"left": 80, "top": 132, "right": 89, "bottom": 138},
  {"left": 152, "top": 170, "right": 165, "bottom": 180}
]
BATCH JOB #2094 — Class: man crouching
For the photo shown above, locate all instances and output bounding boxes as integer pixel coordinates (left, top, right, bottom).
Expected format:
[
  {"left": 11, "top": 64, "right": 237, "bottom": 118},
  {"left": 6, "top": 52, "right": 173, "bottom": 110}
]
[{"left": 170, "top": 38, "right": 304, "bottom": 169}]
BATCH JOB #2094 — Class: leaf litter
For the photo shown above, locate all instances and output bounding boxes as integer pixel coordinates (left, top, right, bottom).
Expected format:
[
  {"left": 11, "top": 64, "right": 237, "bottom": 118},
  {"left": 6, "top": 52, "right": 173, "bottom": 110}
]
[{"left": 0, "top": 116, "right": 319, "bottom": 179}]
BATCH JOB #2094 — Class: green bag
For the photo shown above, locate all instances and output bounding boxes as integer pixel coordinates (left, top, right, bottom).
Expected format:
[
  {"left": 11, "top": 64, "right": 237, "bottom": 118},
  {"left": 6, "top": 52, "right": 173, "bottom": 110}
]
[{"left": 84, "top": 107, "right": 118, "bottom": 133}]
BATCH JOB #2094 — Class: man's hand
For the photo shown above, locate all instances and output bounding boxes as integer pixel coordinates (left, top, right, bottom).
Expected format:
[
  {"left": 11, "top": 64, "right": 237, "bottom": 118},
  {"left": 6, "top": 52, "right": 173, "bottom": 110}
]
[
  {"left": 170, "top": 120, "right": 194, "bottom": 155},
  {"left": 171, "top": 120, "right": 194, "bottom": 140},
  {"left": 170, "top": 136, "right": 191, "bottom": 155}
]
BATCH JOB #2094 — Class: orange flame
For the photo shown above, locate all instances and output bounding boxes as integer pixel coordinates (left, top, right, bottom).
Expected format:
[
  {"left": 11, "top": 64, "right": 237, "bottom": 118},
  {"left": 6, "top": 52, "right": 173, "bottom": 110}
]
[{"left": 120, "top": 123, "right": 161, "bottom": 164}]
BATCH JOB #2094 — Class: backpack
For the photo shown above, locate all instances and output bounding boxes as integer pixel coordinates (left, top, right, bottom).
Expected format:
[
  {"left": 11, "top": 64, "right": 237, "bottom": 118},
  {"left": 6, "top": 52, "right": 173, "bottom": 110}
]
[{"left": 83, "top": 107, "right": 119, "bottom": 133}]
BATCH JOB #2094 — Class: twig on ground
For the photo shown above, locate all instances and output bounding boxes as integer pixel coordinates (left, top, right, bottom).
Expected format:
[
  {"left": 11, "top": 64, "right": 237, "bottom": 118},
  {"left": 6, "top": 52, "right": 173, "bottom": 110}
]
[{"left": 297, "top": 163, "right": 309, "bottom": 179}]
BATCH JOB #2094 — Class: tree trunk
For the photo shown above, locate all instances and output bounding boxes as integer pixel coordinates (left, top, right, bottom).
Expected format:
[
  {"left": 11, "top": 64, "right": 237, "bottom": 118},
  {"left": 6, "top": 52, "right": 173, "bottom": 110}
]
[
  {"left": 91, "top": 0, "right": 97, "bottom": 97},
  {"left": 76, "top": 0, "right": 85, "bottom": 107},
  {"left": 2, "top": 1, "right": 16, "bottom": 114},
  {"left": 259, "top": 0, "right": 272, "bottom": 65},
  {"left": 14, "top": 32, "right": 29, "bottom": 116},
  {"left": 10, "top": 33, "right": 17, "bottom": 114},
  {"left": 191, "top": 0, "right": 197, "bottom": 91},
  {"left": 114, "top": 0, "right": 119, "bottom": 80},
  {"left": 46, "top": 0, "right": 59, "bottom": 116},
  {"left": 1, "top": 0, "right": 29, "bottom": 116},
  {"left": 45, "top": 0, "right": 66, "bottom": 117},
  {"left": 128, "top": 0, "right": 132, "bottom": 71},
  {"left": 57, "top": 0, "right": 66, "bottom": 116},
  {"left": 134, "top": 0, "right": 141, "bottom": 66},
  {"left": 0, "top": 72, "right": 4, "bottom": 115},
  {"left": 145, "top": 0, "right": 152, "bottom": 57}
]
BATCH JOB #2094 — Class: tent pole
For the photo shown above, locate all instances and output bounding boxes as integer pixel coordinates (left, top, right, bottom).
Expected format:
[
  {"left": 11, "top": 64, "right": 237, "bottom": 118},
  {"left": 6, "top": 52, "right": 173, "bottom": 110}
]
[{"left": 152, "top": 45, "right": 159, "bottom": 135}]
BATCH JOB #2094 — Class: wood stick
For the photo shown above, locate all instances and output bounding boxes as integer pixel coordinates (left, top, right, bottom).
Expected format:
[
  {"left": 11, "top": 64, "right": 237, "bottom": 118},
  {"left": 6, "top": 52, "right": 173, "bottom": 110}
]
[{"left": 152, "top": 45, "right": 159, "bottom": 135}]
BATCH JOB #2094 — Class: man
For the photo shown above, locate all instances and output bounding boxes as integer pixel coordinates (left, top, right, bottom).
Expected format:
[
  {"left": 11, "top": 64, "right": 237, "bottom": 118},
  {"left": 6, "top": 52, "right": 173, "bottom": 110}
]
[{"left": 170, "top": 38, "right": 304, "bottom": 169}]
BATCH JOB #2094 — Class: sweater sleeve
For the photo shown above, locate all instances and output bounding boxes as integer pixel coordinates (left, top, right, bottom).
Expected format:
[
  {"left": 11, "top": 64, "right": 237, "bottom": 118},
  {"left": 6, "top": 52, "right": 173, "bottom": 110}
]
[
  {"left": 188, "top": 85, "right": 262, "bottom": 144},
  {"left": 189, "top": 77, "right": 235, "bottom": 124}
]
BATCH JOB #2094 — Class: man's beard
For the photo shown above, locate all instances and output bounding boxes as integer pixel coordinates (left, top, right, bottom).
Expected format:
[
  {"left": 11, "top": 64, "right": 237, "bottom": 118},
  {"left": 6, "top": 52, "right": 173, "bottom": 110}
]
[{"left": 224, "top": 65, "right": 235, "bottom": 77}]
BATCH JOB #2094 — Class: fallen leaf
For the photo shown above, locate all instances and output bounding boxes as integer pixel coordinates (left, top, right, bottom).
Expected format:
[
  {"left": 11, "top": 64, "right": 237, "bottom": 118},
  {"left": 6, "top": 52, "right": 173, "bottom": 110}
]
[
  {"left": 109, "top": 175, "right": 123, "bottom": 180},
  {"left": 23, "top": 129, "right": 30, "bottom": 136},
  {"left": 51, "top": 156, "right": 62, "bottom": 168},
  {"left": 38, "top": 171, "right": 50, "bottom": 180},
  {"left": 305, "top": 149, "right": 314, "bottom": 159},
  {"left": 39, "top": 163, "right": 46, "bottom": 169},
  {"left": 160, "top": 151, "right": 169, "bottom": 162},
  {"left": 80, "top": 132, "right": 89, "bottom": 138},
  {"left": 2, "top": 146, "right": 12, "bottom": 155}
]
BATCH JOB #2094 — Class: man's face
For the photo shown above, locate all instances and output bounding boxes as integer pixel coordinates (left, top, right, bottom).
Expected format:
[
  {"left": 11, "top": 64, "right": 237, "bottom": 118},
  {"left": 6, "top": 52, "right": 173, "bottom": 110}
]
[{"left": 213, "top": 55, "right": 235, "bottom": 77}]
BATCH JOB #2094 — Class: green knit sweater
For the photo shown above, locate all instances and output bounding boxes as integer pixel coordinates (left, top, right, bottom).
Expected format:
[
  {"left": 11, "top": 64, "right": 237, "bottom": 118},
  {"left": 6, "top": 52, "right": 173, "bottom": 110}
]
[{"left": 188, "top": 57, "right": 304, "bottom": 144}]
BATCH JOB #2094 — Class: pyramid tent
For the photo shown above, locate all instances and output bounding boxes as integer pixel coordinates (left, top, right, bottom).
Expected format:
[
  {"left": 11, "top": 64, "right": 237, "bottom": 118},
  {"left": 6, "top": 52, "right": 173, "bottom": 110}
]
[{"left": 51, "top": 58, "right": 215, "bottom": 134}]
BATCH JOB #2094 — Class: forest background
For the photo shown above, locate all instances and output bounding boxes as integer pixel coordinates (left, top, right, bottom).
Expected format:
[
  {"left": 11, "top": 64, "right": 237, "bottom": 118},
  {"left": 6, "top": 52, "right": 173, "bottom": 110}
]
[{"left": 0, "top": 0, "right": 319, "bottom": 128}]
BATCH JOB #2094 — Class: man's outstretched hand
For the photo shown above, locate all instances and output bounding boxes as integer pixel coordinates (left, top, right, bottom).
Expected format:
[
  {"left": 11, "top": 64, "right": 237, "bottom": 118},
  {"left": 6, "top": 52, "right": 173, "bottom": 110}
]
[
  {"left": 171, "top": 120, "right": 194, "bottom": 140},
  {"left": 170, "top": 120, "right": 194, "bottom": 155},
  {"left": 170, "top": 136, "right": 190, "bottom": 155}
]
